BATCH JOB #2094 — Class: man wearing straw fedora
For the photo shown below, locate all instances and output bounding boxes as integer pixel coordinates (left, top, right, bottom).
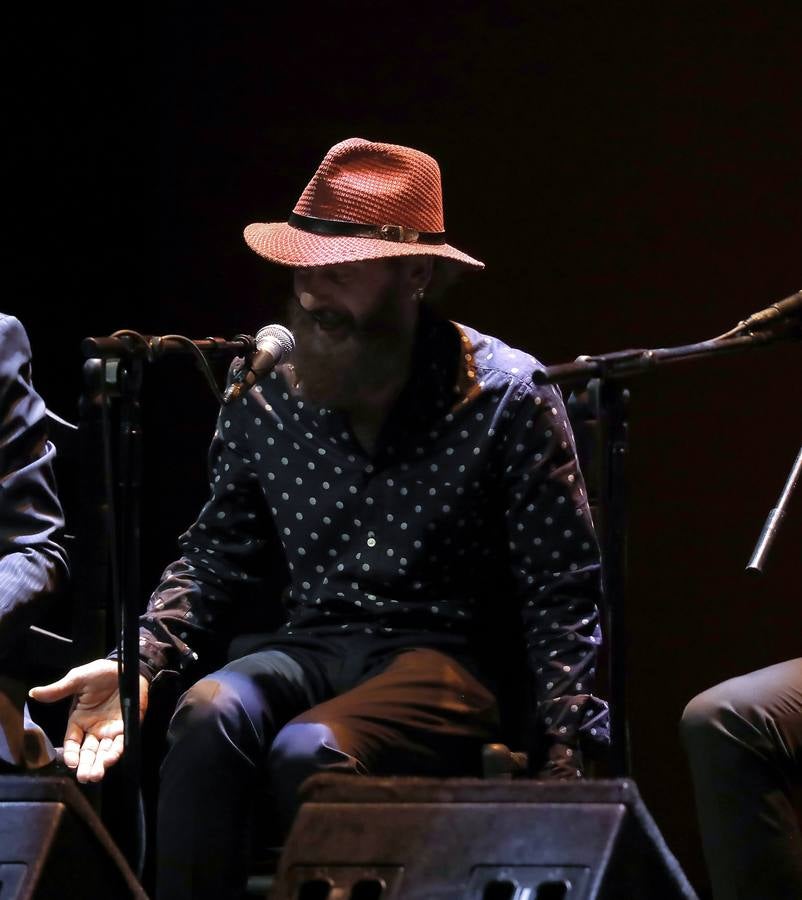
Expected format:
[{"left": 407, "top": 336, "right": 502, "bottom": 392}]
[{"left": 33, "top": 138, "right": 609, "bottom": 898}]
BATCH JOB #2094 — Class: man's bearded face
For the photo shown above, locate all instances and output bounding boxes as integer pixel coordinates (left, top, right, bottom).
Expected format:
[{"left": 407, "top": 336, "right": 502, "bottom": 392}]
[{"left": 287, "top": 259, "right": 418, "bottom": 410}]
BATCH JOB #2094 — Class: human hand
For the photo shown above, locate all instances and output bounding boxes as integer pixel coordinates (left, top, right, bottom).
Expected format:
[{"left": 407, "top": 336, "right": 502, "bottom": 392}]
[
  {"left": 29, "top": 659, "right": 149, "bottom": 783},
  {"left": 532, "top": 742, "right": 584, "bottom": 780}
]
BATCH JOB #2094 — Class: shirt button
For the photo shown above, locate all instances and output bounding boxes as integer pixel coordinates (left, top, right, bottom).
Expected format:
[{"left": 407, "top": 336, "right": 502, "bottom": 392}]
[{"left": 367, "top": 537, "right": 377, "bottom": 548}]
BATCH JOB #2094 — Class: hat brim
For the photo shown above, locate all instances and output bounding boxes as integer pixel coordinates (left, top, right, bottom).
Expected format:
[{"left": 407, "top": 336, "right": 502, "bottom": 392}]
[{"left": 243, "top": 222, "right": 484, "bottom": 270}]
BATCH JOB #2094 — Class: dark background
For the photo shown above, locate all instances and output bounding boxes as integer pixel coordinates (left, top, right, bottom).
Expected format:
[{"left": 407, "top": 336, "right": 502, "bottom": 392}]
[{"left": 8, "top": 2, "right": 802, "bottom": 894}]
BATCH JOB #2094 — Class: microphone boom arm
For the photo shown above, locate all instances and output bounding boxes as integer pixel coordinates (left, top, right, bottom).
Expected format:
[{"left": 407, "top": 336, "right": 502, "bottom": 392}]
[
  {"left": 82, "top": 331, "right": 258, "bottom": 405},
  {"left": 81, "top": 332, "right": 256, "bottom": 360},
  {"left": 534, "top": 326, "right": 799, "bottom": 388}
]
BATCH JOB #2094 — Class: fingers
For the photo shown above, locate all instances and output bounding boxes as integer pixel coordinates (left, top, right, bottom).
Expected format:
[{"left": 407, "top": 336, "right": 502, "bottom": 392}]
[
  {"left": 62, "top": 721, "right": 84, "bottom": 770},
  {"left": 88, "top": 739, "right": 111, "bottom": 781},
  {"left": 29, "top": 659, "right": 119, "bottom": 704},
  {"left": 28, "top": 671, "right": 81, "bottom": 704},
  {"left": 88, "top": 735, "right": 124, "bottom": 781},
  {"left": 63, "top": 724, "right": 125, "bottom": 782},
  {"left": 76, "top": 733, "right": 100, "bottom": 782}
]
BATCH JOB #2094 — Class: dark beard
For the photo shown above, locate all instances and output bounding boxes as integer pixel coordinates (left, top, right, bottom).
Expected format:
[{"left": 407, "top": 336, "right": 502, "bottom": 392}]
[{"left": 285, "top": 281, "right": 415, "bottom": 411}]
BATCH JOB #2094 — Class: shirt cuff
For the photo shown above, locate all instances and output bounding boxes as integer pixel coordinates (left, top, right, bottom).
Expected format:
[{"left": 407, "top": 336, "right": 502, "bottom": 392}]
[
  {"left": 535, "top": 742, "right": 585, "bottom": 780},
  {"left": 538, "top": 692, "right": 610, "bottom": 748}
]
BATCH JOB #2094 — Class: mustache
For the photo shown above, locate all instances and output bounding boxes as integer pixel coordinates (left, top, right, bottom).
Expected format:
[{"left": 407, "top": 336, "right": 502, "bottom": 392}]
[{"left": 290, "top": 297, "right": 357, "bottom": 333}]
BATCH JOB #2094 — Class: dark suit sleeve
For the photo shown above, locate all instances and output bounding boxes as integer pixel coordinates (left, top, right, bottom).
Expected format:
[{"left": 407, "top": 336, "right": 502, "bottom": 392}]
[{"left": 0, "top": 315, "right": 68, "bottom": 658}]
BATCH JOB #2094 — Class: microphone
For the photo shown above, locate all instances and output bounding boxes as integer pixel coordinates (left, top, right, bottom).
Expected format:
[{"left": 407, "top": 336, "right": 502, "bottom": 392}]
[
  {"left": 223, "top": 324, "right": 295, "bottom": 403},
  {"left": 736, "top": 289, "right": 802, "bottom": 334}
]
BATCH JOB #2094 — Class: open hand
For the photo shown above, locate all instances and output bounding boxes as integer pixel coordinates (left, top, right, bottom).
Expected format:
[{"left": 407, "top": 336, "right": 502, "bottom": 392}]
[{"left": 29, "top": 659, "right": 149, "bottom": 783}]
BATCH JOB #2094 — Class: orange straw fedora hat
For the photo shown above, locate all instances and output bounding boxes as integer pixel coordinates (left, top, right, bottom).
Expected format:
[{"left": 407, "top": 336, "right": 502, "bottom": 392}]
[{"left": 243, "top": 138, "right": 484, "bottom": 270}]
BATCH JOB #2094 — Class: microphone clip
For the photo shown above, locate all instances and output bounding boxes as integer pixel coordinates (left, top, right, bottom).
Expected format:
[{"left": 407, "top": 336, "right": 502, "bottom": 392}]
[
  {"left": 222, "top": 356, "right": 254, "bottom": 405},
  {"left": 733, "top": 290, "right": 802, "bottom": 338},
  {"left": 221, "top": 324, "right": 295, "bottom": 405}
]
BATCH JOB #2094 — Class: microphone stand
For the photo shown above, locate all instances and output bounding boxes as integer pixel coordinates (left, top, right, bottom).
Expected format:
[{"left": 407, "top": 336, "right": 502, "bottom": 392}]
[
  {"left": 746, "top": 444, "right": 802, "bottom": 575},
  {"left": 80, "top": 331, "right": 255, "bottom": 869},
  {"left": 534, "top": 314, "right": 801, "bottom": 778}
]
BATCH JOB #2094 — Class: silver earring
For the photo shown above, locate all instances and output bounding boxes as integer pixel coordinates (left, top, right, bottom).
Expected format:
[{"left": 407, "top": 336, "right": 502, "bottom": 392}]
[{"left": 414, "top": 287, "right": 425, "bottom": 301}]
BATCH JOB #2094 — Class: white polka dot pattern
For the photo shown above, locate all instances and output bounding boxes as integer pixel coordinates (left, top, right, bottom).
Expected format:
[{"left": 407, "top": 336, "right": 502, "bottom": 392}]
[{"left": 138, "top": 311, "right": 609, "bottom": 749}]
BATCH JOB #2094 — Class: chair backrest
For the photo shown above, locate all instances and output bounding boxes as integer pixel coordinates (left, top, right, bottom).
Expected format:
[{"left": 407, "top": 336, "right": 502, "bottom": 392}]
[
  {"left": 566, "top": 384, "right": 603, "bottom": 526},
  {"left": 567, "top": 379, "right": 623, "bottom": 773},
  {"left": 484, "top": 382, "right": 612, "bottom": 768}
]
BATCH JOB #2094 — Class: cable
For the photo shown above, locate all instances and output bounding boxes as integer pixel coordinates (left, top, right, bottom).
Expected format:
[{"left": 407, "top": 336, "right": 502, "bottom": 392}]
[
  {"left": 109, "top": 330, "right": 225, "bottom": 403},
  {"left": 160, "top": 334, "right": 224, "bottom": 403}
]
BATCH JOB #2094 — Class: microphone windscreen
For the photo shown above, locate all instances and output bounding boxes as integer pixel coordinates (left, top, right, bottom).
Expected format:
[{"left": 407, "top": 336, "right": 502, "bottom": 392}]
[{"left": 255, "top": 324, "right": 295, "bottom": 358}]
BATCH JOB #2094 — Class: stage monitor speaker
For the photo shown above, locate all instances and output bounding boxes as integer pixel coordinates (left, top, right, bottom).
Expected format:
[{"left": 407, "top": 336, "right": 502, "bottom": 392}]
[
  {"left": 0, "top": 775, "right": 146, "bottom": 899},
  {"left": 271, "top": 776, "right": 697, "bottom": 900}
]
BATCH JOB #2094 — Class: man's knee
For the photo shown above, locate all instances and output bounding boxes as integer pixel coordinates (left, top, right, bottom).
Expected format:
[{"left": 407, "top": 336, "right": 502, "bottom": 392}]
[
  {"left": 681, "top": 675, "right": 765, "bottom": 758},
  {"left": 167, "top": 674, "right": 254, "bottom": 751},
  {"left": 267, "top": 722, "right": 363, "bottom": 785},
  {"left": 681, "top": 685, "right": 724, "bottom": 745}
]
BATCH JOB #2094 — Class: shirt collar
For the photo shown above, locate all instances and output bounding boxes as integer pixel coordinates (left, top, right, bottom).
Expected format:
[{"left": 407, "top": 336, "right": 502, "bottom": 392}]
[{"left": 376, "top": 302, "right": 468, "bottom": 450}]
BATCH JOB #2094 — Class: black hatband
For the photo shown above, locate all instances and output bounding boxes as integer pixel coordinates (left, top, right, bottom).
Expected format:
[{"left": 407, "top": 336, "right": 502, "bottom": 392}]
[{"left": 288, "top": 213, "right": 446, "bottom": 245}]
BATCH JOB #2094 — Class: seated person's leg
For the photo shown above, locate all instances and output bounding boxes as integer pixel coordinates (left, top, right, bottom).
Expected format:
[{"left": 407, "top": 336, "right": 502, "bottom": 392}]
[
  {"left": 267, "top": 648, "right": 501, "bottom": 832},
  {"left": 680, "top": 658, "right": 802, "bottom": 899},
  {"left": 157, "top": 648, "right": 327, "bottom": 900},
  {"left": 0, "top": 649, "right": 55, "bottom": 771}
]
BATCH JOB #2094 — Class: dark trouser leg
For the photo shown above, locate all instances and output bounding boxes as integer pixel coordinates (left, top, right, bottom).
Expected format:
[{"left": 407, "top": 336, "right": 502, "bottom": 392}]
[
  {"left": 156, "top": 650, "right": 322, "bottom": 900},
  {"left": 680, "top": 658, "right": 802, "bottom": 900},
  {"left": 267, "top": 648, "right": 501, "bottom": 829}
]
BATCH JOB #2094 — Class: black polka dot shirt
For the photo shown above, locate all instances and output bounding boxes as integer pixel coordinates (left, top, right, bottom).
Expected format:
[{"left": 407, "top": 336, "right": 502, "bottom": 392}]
[{"left": 138, "top": 305, "right": 610, "bottom": 758}]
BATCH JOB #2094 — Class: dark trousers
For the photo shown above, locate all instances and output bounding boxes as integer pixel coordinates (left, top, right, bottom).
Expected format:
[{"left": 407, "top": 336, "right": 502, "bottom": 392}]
[
  {"left": 681, "top": 658, "right": 802, "bottom": 900},
  {"left": 156, "top": 641, "right": 500, "bottom": 900}
]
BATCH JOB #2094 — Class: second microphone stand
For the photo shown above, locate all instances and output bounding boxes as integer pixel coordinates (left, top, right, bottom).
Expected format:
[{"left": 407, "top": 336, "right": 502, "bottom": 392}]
[{"left": 536, "top": 313, "right": 801, "bottom": 777}]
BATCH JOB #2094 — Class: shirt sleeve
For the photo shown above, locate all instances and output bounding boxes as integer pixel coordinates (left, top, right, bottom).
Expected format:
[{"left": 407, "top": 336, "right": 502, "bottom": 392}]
[
  {"left": 134, "top": 388, "right": 286, "bottom": 680},
  {"left": 0, "top": 316, "right": 68, "bottom": 658},
  {"left": 501, "top": 378, "right": 610, "bottom": 776}
]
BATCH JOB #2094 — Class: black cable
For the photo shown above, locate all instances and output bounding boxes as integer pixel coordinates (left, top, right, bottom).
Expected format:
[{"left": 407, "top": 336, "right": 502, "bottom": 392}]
[
  {"left": 109, "top": 330, "right": 225, "bottom": 404},
  {"left": 159, "top": 334, "right": 224, "bottom": 403}
]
